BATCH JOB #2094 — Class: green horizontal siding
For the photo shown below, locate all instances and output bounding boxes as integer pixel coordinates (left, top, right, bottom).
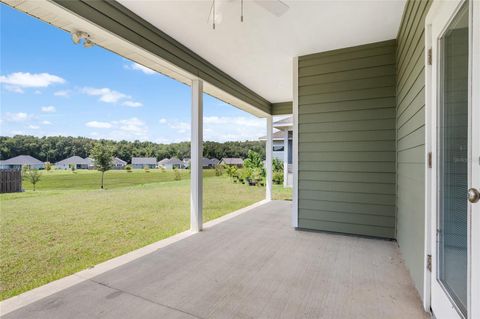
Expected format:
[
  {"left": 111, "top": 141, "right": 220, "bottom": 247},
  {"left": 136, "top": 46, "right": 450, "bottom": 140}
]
[
  {"left": 271, "top": 102, "right": 292, "bottom": 115},
  {"left": 298, "top": 40, "right": 397, "bottom": 239},
  {"left": 395, "top": 0, "right": 432, "bottom": 300}
]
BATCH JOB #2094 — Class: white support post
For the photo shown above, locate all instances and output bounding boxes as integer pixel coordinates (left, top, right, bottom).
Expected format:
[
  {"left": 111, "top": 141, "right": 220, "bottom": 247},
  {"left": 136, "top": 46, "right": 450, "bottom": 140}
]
[
  {"left": 283, "top": 129, "right": 289, "bottom": 188},
  {"left": 292, "top": 57, "right": 299, "bottom": 228},
  {"left": 266, "top": 116, "right": 273, "bottom": 201},
  {"left": 190, "top": 79, "right": 203, "bottom": 232}
]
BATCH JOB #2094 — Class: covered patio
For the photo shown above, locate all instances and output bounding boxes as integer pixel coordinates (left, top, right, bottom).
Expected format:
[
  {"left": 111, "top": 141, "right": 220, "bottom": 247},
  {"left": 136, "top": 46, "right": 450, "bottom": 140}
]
[{"left": 2, "top": 200, "right": 427, "bottom": 319}]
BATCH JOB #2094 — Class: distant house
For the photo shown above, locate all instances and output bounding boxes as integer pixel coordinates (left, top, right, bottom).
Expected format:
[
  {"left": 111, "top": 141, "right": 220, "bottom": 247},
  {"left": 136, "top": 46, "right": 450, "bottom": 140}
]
[
  {"left": 220, "top": 158, "right": 244, "bottom": 167},
  {"left": 158, "top": 157, "right": 185, "bottom": 170},
  {"left": 183, "top": 157, "right": 219, "bottom": 168},
  {"left": 55, "top": 156, "right": 90, "bottom": 170},
  {"left": 112, "top": 157, "right": 127, "bottom": 169},
  {"left": 0, "top": 155, "right": 44, "bottom": 170},
  {"left": 210, "top": 158, "right": 220, "bottom": 167},
  {"left": 86, "top": 157, "right": 126, "bottom": 169},
  {"left": 131, "top": 157, "right": 157, "bottom": 169}
]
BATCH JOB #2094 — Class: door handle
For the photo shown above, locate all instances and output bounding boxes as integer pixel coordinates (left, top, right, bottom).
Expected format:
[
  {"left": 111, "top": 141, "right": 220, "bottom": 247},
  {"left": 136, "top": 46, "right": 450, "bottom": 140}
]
[{"left": 468, "top": 188, "right": 480, "bottom": 203}]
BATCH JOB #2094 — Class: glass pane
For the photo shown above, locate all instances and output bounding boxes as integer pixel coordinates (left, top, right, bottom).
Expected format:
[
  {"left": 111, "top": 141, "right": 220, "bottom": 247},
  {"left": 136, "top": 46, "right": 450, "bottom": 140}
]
[{"left": 438, "top": 2, "right": 469, "bottom": 316}]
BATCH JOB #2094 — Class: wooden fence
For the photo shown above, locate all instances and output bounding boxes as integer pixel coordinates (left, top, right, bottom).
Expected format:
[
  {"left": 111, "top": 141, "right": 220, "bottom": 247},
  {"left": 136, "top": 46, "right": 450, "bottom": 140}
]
[{"left": 0, "top": 169, "right": 22, "bottom": 193}]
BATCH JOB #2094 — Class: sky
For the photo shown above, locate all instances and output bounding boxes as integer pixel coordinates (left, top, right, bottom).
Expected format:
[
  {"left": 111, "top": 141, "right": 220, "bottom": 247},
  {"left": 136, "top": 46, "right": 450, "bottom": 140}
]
[{"left": 0, "top": 4, "right": 266, "bottom": 144}]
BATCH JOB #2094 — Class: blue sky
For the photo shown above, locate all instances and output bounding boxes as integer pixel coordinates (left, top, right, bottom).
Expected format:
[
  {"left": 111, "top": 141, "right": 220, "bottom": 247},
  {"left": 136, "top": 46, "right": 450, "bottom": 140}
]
[{"left": 0, "top": 4, "right": 265, "bottom": 143}]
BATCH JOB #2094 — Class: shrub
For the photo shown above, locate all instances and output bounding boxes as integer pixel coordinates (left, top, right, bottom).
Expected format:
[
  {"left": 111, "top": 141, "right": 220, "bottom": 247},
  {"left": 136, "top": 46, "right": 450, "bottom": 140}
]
[
  {"left": 69, "top": 163, "right": 76, "bottom": 172},
  {"left": 214, "top": 164, "right": 224, "bottom": 176},
  {"left": 272, "top": 158, "right": 284, "bottom": 172},
  {"left": 125, "top": 165, "right": 132, "bottom": 172},
  {"left": 173, "top": 168, "right": 181, "bottom": 181},
  {"left": 273, "top": 171, "right": 284, "bottom": 185},
  {"left": 44, "top": 162, "right": 52, "bottom": 171},
  {"left": 144, "top": 165, "right": 150, "bottom": 173},
  {"left": 23, "top": 168, "right": 41, "bottom": 191}
]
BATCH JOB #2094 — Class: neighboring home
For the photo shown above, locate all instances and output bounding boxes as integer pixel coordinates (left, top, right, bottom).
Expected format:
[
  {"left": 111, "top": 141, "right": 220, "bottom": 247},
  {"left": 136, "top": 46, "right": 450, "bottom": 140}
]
[
  {"left": 86, "top": 157, "right": 127, "bottom": 169},
  {"left": 85, "top": 157, "right": 95, "bottom": 169},
  {"left": 55, "top": 156, "right": 90, "bottom": 170},
  {"left": 220, "top": 158, "right": 244, "bottom": 167},
  {"left": 158, "top": 157, "right": 185, "bottom": 170},
  {"left": 209, "top": 158, "right": 220, "bottom": 167},
  {"left": 183, "top": 157, "right": 219, "bottom": 168},
  {"left": 260, "top": 116, "right": 293, "bottom": 187},
  {"left": 0, "top": 155, "right": 44, "bottom": 170},
  {"left": 131, "top": 157, "right": 157, "bottom": 169},
  {"left": 112, "top": 157, "right": 127, "bottom": 169}
]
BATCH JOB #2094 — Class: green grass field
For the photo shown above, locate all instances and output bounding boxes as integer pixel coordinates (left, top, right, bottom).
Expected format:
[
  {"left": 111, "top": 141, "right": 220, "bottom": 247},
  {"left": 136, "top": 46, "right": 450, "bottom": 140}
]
[{"left": 0, "top": 169, "right": 291, "bottom": 300}]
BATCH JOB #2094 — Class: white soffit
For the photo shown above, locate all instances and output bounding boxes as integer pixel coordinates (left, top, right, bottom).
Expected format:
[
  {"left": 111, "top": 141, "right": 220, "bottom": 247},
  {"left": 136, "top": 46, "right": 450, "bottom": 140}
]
[{"left": 118, "top": 0, "right": 406, "bottom": 103}]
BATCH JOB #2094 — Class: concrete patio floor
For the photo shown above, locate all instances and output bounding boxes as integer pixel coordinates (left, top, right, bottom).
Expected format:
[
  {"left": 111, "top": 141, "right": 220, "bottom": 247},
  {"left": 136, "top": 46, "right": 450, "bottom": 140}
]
[{"left": 3, "top": 200, "right": 429, "bottom": 319}]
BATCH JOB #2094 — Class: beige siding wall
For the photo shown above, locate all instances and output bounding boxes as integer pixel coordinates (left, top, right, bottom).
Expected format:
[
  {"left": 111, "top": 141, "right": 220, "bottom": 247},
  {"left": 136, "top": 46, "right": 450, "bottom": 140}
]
[
  {"left": 297, "top": 40, "right": 397, "bottom": 238},
  {"left": 396, "top": 0, "right": 432, "bottom": 299}
]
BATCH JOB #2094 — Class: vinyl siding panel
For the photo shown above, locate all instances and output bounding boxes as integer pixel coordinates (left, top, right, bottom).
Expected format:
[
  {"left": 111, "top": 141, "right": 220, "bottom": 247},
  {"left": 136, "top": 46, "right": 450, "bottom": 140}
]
[
  {"left": 395, "top": 0, "right": 432, "bottom": 300},
  {"left": 298, "top": 40, "right": 397, "bottom": 239}
]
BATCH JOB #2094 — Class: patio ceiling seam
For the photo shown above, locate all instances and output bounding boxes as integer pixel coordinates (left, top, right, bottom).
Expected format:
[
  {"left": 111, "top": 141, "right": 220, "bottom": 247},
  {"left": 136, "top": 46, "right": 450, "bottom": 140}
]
[{"left": 52, "top": 0, "right": 272, "bottom": 115}]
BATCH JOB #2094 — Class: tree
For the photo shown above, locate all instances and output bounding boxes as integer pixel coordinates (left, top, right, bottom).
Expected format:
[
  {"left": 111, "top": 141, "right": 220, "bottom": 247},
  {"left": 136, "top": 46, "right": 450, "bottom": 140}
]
[
  {"left": 23, "top": 168, "right": 41, "bottom": 191},
  {"left": 272, "top": 158, "right": 284, "bottom": 172},
  {"left": 90, "top": 142, "right": 113, "bottom": 189},
  {"left": 243, "top": 150, "right": 264, "bottom": 170}
]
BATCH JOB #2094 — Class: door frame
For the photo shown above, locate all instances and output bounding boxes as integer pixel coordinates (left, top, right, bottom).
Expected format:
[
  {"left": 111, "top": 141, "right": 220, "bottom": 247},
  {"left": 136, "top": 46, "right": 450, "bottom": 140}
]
[{"left": 425, "top": 0, "right": 480, "bottom": 317}]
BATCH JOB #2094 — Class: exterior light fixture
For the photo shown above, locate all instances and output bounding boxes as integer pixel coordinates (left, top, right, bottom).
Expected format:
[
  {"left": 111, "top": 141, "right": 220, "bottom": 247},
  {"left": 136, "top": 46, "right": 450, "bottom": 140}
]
[{"left": 71, "top": 31, "right": 95, "bottom": 48}]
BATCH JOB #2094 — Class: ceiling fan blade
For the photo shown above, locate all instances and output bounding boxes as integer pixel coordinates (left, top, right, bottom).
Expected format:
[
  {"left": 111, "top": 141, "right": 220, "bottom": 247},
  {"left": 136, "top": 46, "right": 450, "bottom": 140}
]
[{"left": 253, "top": 0, "right": 289, "bottom": 17}]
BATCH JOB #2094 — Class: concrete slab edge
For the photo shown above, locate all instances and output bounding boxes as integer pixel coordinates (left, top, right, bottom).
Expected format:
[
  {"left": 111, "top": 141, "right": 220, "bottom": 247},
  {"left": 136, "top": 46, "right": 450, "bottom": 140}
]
[{"left": 0, "top": 199, "right": 270, "bottom": 316}]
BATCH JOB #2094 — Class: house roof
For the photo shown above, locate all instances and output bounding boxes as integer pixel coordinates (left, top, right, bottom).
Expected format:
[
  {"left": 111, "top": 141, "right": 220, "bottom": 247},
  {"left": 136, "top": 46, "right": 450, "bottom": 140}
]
[
  {"left": 132, "top": 157, "right": 157, "bottom": 165},
  {"left": 220, "top": 158, "right": 244, "bottom": 165},
  {"left": 113, "top": 157, "right": 127, "bottom": 165},
  {"left": 55, "top": 156, "right": 90, "bottom": 166},
  {"left": 1, "top": 155, "right": 43, "bottom": 165}
]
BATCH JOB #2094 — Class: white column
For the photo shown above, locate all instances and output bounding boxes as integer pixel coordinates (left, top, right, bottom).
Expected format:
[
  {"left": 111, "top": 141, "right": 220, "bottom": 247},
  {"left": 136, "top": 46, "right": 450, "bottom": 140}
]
[
  {"left": 292, "top": 57, "right": 299, "bottom": 228},
  {"left": 283, "top": 129, "right": 289, "bottom": 188},
  {"left": 190, "top": 79, "right": 203, "bottom": 232},
  {"left": 266, "top": 116, "right": 273, "bottom": 201}
]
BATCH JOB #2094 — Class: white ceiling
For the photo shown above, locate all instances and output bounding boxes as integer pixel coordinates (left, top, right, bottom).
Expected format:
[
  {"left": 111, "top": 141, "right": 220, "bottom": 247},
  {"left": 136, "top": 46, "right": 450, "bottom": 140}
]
[{"left": 119, "top": 0, "right": 406, "bottom": 103}]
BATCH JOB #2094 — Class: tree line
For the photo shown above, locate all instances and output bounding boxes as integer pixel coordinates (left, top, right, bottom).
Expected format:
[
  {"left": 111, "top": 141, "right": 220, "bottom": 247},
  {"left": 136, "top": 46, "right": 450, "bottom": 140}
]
[{"left": 0, "top": 135, "right": 266, "bottom": 163}]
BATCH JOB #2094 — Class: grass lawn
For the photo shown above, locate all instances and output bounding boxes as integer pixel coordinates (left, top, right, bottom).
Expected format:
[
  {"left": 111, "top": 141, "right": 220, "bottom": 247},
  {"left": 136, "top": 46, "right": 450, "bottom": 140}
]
[{"left": 0, "top": 169, "right": 291, "bottom": 300}]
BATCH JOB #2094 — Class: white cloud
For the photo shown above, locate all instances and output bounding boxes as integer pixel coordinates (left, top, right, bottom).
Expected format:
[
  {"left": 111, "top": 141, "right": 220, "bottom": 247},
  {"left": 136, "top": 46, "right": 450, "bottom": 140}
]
[
  {"left": 81, "top": 87, "right": 129, "bottom": 103},
  {"left": 4, "top": 86, "right": 24, "bottom": 93},
  {"left": 122, "top": 100, "right": 143, "bottom": 108},
  {"left": 3, "top": 112, "right": 32, "bottom": 122},
  {"left": 166, "top": 120, "right": 190, "bottom": 134},
  {"left": 158, "top": 116, "right": 265, "bottom": 142},
  {"left": 41, "top": 120, "right": 52, "bottom": 125},
  {"left": 54, "top": 90, "right": 70, "bottom": 97},
  {"left": 28, "top": 125, "right": 40, "bottom": 130},
  {"left": 85, "top": 117, "right": 149, "bottom": 141},
  {"left": 86, "top": 121, "right": 113, "bottom": 129},
  {"left": 41, "top": 105, "right": 56, "bottom": 113},
  {"left": 0, "top": 72, "right": 65, "bottom": 93},
  {"left": 113, "top": 117, "right": 148, "bottom": 136},
  {"left": 125, "top": 62, "right": 156, "bottom": 75}
]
